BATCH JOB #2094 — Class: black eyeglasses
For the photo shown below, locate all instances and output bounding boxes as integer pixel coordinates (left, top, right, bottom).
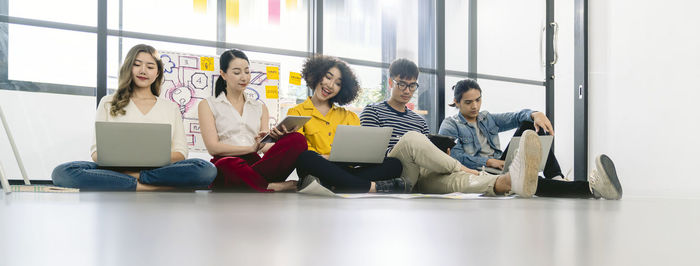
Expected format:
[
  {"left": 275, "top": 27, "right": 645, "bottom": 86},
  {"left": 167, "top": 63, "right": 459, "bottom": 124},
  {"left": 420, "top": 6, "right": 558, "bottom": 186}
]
[{"left": 392, "top": 79, "right": 420, "bottom": 92}]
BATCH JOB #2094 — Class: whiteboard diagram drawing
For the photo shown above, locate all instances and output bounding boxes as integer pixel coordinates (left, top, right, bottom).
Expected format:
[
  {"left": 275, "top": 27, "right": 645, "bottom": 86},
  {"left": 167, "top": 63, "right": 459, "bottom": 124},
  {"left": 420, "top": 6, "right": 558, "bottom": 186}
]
[{"left": 159, "top": 51, "right": 280, "bottom": 152}]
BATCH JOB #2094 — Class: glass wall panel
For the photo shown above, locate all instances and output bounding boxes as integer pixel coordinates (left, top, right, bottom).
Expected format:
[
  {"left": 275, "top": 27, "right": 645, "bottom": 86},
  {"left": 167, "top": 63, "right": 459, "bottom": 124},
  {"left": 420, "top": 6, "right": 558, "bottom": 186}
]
[
  {"left": 477, "top": 0, "right": 546, "bottom": 80},
  {"left": 445, "top": 0, "right": 469, "bottom": 72},
  {"left": 324, "top": 0, "right": 436, "bottom": 69},
  {"left": 108, "top": 0, "right": 218, "bottom": 41},
  {"left": 226, "top": 0, "right": 309, "bottom": 51},
  {"left": 9, "top": 0, "right": 96, "bottom": 26},
  {"left": 8, "top": 25, "right": 97, "bottom": 88}
]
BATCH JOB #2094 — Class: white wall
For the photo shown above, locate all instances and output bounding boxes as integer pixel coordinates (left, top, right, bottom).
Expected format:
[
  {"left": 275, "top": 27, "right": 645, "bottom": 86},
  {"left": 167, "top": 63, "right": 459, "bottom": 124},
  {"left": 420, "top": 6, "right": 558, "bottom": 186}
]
[{"left": 589, "top": 0, "right": 700, "bottom": 197}]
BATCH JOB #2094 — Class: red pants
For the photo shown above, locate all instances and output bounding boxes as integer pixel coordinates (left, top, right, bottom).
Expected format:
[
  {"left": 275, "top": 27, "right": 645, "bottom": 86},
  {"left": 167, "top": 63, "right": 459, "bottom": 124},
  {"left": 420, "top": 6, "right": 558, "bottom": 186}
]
[{"left": 209, "top": 132, "right": 307, "bottom": 192}]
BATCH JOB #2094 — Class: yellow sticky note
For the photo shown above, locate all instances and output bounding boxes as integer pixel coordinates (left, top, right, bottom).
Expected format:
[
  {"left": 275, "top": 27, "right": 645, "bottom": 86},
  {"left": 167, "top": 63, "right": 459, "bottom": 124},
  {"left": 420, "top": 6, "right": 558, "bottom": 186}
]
[
  {"left": 200, "top": 57, "right": 214, "bottom": 71},
  {"left": 193, "top": 0, "right": 207, "bottom": 14},
  {"left": 227, "top": 0, "right": 239, "bottom": 25},
  {"left": 289, "top": 72, "right": 301, "bottom": 85},
  {"left": 266, "top": 66, "right": 279, "bottom": 80},
  {"left": 266, "top": 86, "right": 279, "bottom": 99},
  {"left": 286, "top": 0, "right": 297, "bottom": 10}
]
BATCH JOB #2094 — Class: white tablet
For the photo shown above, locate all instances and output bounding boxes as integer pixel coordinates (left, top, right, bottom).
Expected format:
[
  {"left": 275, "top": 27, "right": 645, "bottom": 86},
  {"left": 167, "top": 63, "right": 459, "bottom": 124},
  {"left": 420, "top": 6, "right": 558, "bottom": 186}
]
[{"left": 261, "top": 115, "right": 312, "bottom": 143}]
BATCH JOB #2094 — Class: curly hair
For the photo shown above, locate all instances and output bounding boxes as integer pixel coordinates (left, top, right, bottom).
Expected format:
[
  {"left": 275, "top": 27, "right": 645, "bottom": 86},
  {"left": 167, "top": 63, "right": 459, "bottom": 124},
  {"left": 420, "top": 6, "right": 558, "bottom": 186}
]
[
  {"left": 301, "top": 55, "right": 360, "bottom": 106},
  {"left": 110, "top": 44, "right": 164, "bottom": 116}
]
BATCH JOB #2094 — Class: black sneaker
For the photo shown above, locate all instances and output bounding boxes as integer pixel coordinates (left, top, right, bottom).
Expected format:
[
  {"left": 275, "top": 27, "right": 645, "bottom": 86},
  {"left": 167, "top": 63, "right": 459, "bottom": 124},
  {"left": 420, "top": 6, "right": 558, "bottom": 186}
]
[{"left": 375, "top": 177, "right": 408, "bottom": 193}]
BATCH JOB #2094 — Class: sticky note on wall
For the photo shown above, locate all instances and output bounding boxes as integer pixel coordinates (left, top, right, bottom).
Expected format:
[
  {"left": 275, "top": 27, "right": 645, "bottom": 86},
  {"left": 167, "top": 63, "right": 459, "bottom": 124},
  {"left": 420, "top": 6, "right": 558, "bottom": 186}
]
[
  {"left": 194, "top": 0, "right": 207, "bottom": 13},
  {"left": 289, "top": 72, "right": 301, "bottom": 85},
  {"left": 266, "top": 86, "right": 279, "bottom": 99},
  {"left": 200, "top": 57, "right": 214, "bottom": 71},
  {"left": 266, "top": 66, "right": 279, "bottom": 80}
]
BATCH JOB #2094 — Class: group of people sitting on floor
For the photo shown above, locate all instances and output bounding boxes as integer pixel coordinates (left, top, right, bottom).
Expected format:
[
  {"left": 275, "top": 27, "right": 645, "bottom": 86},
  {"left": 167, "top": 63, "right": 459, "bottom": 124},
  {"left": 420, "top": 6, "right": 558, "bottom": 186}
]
[{"left": 51, "top": 44, "right": 623, "bottom": 199}]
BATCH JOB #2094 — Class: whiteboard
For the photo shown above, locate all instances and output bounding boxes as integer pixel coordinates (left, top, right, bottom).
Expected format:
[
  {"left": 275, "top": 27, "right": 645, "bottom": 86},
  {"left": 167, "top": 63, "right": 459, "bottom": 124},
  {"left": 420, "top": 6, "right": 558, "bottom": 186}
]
[{"left": 159, "top": 51, "right": 281, "bottom": 152}]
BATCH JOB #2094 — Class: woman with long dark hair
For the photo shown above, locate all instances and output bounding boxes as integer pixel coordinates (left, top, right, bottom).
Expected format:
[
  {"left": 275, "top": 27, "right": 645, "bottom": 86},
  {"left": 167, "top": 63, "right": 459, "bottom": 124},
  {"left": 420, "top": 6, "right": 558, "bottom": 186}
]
[{"left": 198, "top": 49, "right": 307, "bottom": 192}]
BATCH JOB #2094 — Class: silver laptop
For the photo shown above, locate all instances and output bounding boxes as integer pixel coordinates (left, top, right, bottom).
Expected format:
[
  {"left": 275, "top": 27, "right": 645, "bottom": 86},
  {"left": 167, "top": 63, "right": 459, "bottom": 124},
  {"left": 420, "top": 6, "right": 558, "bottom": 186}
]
[
  {"left": 328, "top": 125, "right": 393, "bottom": 164},
  {"left": 96, "top": 122, "right": 172, "bottom": 167},
  {"left": 484, "top": 135, "right": 554, "bottom": 174}
]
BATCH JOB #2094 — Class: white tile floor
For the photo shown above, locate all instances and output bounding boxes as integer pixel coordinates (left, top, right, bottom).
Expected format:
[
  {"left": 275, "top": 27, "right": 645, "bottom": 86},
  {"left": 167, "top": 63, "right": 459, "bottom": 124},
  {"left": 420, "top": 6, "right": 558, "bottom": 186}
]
[{"left": 1, "top": 192, "right": 699, "bottom": 266}]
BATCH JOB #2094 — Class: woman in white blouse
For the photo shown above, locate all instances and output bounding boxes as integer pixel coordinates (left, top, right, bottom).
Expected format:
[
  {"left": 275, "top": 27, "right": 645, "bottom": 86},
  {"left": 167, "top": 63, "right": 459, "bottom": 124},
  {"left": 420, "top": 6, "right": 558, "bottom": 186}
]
[
  {"left": 52, "top": 44, "right": 217, "bottom": 191},
  {"left": 198, "top": 49, "right": 307, "bottom": 192}
]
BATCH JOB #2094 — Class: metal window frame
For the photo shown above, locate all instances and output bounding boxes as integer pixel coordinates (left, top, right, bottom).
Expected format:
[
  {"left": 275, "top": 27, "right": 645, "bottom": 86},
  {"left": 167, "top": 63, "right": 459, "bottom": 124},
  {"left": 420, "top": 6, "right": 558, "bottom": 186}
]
[{"left": 574, "top": 0, "right": 588, "bottom": 181}]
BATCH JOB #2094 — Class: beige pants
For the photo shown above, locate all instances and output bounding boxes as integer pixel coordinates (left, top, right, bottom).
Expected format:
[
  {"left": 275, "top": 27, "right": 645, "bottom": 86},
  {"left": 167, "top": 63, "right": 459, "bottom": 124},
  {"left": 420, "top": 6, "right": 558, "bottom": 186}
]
[{"left": 388, "top": 131, "right": 498, "bottom": 195}]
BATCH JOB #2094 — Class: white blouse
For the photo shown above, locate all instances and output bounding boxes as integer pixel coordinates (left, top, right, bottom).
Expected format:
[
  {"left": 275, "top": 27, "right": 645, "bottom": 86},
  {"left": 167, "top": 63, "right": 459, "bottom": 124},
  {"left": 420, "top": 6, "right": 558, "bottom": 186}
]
[
  {"left": 90, "top": 94, "right": 188, "bottom": 157},
  {"left": 206, "top": 93, "right": 263, "bottom": 147}
]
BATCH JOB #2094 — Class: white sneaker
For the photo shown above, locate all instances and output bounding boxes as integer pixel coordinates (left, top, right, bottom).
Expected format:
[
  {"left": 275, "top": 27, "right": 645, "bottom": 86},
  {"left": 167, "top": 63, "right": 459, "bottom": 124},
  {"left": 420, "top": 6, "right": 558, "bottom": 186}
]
[
  {"left": 508, "top": 130, "right": 541, "bottom": 198},
  {"left": 589, "top": 154, "right": 623, "bottom": 200}
]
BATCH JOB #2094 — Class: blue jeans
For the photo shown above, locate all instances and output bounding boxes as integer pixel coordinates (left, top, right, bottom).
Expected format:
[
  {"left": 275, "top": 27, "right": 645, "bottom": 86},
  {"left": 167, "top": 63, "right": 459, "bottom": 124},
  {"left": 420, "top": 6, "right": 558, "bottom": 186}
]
[{"left": 52, "top": 159, "right": 217, "bottom": 191}]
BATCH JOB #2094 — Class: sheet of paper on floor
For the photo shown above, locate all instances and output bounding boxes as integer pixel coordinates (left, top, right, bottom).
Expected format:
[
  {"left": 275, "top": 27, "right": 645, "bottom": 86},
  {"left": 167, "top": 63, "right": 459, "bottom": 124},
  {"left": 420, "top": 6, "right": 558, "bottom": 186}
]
[{"left": 298, "top": 180, "right": 514, "bottom": 199}]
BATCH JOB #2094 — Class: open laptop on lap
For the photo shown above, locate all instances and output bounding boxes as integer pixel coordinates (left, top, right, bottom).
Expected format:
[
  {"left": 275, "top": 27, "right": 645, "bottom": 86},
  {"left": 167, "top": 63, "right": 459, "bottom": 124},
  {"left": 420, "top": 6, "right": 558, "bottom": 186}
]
[
  {"left": 328, "top": 125, "right": 393, "bottom": 164},
  {"left": 95, "top": 122, "right": 172, "bottom": 168},
  {"left": 483, "top": 135, "right": 554, "bottom": 175}
]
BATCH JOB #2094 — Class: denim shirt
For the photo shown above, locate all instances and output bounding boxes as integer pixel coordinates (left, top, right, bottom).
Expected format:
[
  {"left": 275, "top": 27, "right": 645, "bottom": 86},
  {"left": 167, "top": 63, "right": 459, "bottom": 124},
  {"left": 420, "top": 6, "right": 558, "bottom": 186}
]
[{"left": 438, "top": 109, "right": 534, "bottom": 170}]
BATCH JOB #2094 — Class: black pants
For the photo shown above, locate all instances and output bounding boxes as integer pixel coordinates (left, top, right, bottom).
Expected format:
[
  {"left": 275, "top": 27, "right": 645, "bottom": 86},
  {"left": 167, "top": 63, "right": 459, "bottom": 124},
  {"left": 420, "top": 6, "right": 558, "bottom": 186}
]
[
  {"left": 536, "top": 178, "right": 592, "bottom": 198},
  {"left": 295, "top": 150, "right": 403, "bottom": 193},
  {"left": 501, "top": 122, "right": 592, "bottom": 198},
  {"left": 501, "top": 121, "right": 563, "bottom": 179}
]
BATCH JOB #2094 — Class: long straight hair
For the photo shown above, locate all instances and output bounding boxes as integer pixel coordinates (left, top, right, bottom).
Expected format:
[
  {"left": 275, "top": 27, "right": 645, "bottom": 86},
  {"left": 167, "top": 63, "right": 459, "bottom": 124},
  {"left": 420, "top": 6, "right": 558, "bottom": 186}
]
[
  {"left": 110, "top": 44, "right": 164, "bottom": 116},
  {"left": 214, "top": 49, "right": 250, "bottom": 97}
]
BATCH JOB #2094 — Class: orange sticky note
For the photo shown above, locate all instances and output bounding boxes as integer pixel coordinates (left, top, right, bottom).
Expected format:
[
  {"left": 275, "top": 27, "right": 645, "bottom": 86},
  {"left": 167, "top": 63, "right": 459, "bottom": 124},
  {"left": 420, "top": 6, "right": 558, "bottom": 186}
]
[
  {"left": 266, "top": 86, "right": 279, "bottom": 99},
  {"left": 289, "top": 72, "right": 301, "bottom": 85},
  {"left": 266, "top": 66, "right": 279, "bottom": 80}
]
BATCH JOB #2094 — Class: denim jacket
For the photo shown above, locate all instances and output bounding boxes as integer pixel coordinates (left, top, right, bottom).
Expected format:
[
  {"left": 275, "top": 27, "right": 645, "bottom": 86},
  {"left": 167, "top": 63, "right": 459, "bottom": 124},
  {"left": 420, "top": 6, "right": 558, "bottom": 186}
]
[{"left": 438, "top": 109, "right": 534, "bottom": 170}]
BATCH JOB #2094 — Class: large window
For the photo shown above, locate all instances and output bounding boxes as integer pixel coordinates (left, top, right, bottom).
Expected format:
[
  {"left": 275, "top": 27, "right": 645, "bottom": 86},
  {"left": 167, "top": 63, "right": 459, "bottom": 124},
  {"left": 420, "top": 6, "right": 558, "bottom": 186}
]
[
  {"left": 0, "top": 0, "right": 557, "bottom": 181},
  {"left": 109, "top": 0, "right": 218, "bottom": 41},
  {"left": 324, "top": 0, "right": 437, "bottom": 130},
  {"left": 226, "top": 0, "right": 309, "bottom": 51},
  {"left": 9, "top": 0, "right": 96, "bottom": 26},
  {"left": 9, "top": 25, "right": 97, "bottom": 88},
  {"left": 442, "top": 0, "right": 552, "bottom": 147}
]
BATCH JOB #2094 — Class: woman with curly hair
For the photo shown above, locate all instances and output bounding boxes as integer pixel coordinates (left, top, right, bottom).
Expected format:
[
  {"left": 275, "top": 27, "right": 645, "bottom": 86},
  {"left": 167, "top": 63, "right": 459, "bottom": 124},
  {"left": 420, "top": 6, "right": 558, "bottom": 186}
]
[
  {"left": 289, "top": 55, "right": 406, "bottom": 193},
  {"left": 51, "top": 44, "right": 217, "bottom": 191}
]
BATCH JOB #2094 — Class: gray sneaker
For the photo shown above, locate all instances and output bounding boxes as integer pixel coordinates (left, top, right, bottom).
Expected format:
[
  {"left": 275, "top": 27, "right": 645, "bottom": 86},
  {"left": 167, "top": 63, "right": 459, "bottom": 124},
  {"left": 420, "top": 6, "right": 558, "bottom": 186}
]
[
  {"left": 297, "top": 174, "right": 321, "bottom": 191},
  {"left": 589, "top": 154, "right": 623, "bottom": 200},
  {"left": 375, "top": 177, "right": 408, "bottom": 193}
]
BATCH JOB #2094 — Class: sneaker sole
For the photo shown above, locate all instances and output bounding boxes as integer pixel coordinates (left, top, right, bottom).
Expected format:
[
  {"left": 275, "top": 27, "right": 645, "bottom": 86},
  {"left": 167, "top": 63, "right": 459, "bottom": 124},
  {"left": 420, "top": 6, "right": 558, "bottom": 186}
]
[
  {"left": 518, "top": 131, "right": 541, "bottom": 197},
  {"left": 596, "top": 154, "right": 623, "bottom": 200}
]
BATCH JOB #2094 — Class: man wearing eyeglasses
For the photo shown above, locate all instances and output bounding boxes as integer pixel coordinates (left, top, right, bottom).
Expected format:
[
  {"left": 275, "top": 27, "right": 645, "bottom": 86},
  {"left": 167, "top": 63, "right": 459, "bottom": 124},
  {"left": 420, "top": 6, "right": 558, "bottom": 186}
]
[
  {"left": 360, "top": 58, "right": 428, "bottom": 150},
  {"left": 359, "top": 58, "right": 542, "bottom": 197}
]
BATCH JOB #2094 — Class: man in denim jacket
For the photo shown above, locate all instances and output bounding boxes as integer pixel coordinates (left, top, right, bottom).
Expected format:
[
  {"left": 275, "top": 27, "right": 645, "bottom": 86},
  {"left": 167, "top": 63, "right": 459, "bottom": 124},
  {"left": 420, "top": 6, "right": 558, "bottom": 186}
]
[
  {"left": 438, "top": 79, "right": 624, "bottom": 199},
  {"left": 438, "top": 79, "right": 563, "bottom": 179}
]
